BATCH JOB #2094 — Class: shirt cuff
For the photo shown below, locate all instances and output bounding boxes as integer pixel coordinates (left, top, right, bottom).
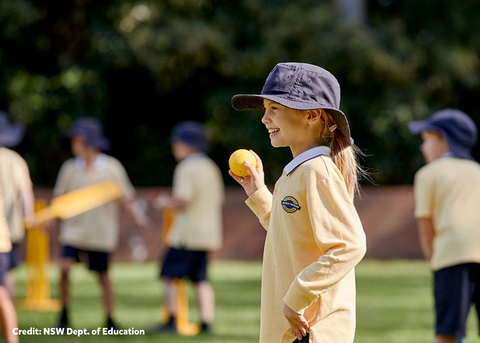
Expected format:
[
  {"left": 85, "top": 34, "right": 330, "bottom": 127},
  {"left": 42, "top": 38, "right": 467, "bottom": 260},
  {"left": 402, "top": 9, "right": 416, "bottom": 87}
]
[{"left": 283, "top": 277, "right": 315, "bottom": 314}]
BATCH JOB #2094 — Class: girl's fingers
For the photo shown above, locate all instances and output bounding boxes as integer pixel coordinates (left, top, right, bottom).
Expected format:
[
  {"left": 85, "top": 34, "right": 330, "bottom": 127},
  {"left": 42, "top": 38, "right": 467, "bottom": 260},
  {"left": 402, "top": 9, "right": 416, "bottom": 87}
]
[
  {"left": 250, "top": 150, "right": 263, "bottom": 172},
  {"left": 291, "top": 326, "right": 303, "bottom": 340},
  {"left": 228, "top": 170, "right": 244, "bottom": 184},
  {"left": 244, "top": 160, "right": 257, "bottom": 176}
]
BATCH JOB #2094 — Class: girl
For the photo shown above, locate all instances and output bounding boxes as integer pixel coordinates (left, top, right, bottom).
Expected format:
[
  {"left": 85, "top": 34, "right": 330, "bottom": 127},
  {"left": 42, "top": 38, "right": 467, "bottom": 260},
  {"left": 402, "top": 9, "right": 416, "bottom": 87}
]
[{"left": 230, "top": 62, "right": 367, "bottom": 343}]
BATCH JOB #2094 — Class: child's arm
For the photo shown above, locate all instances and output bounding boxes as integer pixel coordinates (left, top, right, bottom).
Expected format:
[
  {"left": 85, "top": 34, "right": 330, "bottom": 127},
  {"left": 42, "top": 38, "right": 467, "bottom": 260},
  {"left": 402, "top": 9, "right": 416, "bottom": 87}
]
[
  {"left": 21, "top": 184, "right": 35, "bottom": 227},
  {"left": 153, "top": 193, "right": 190, "bottom": 211},
  {"left": 417, "top": 218, "right": 435, "bottom": 261},
  {"left": 122, "top": 198, "right": 154, "bottom": 230}
]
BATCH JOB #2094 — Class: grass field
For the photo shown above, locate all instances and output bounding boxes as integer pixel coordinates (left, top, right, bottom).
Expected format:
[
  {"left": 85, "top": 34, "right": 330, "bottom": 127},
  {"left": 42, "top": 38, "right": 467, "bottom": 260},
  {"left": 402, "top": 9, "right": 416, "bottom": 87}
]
[{"left": 11, "top": 259, "right": 478, "bottom": 342}]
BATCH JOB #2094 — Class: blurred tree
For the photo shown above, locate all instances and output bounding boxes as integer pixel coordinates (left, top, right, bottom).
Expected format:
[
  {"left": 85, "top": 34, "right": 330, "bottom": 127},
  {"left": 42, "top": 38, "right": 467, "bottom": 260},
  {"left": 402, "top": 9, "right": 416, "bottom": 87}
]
[{"left": 0, "top": 0, "right": 478, "bottom": 187}]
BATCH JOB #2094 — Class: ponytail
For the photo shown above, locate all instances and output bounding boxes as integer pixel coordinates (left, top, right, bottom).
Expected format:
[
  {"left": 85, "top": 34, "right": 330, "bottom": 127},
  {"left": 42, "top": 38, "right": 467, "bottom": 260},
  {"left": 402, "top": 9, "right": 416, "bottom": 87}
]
[{"left": 319, "top": 111, "right": 364, "bottom": 200}]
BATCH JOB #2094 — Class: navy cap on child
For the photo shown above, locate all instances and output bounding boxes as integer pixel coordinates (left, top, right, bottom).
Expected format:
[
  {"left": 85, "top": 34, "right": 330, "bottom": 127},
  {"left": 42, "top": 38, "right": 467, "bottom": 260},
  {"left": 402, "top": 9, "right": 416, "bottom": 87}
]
[
  {"left": 231, "top": 62, "right": 351, "bottom": 140},
  {"left": 170, "top": 121, "right": 209, "bottom": 153},
  {"left": 408, "top": 108, "right": 478, "bottom": 160},
  {"left": 64, "top": 117, "right": 111, "bottom": 151},
  {"left": 0, "top": 111, "right": 25, "bottom": 148}
]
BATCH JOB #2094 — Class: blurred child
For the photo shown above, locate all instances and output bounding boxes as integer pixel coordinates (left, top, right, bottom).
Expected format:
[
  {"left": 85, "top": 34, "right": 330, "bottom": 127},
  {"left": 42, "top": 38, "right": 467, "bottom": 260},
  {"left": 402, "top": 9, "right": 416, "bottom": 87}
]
[
  {"left": 0, "top": 192, "right": 18, "bottom": 343},
  {"left": 230, "top": 62, "right": 367, "bottom": 342},
  {"left": 54, "top": 117, "right": 151, "bottom": 329},
  {"left": 0, "top": 111, "right": 35, "bottom": 299},
  {"left": 409, "top": 109, "right": 480, "bottom": 343},
  {"left": 154, "top": 121, "right": 224, "bottom": 334}
]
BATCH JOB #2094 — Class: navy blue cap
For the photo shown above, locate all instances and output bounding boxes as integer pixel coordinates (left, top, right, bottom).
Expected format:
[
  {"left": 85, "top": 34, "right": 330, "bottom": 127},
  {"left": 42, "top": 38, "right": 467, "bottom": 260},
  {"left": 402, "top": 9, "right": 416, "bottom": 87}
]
[
  {"left": 0, "top": 111, "right": 25, "bottom": 147},
  {"left": 408, "top": 109, "right": 478, "bottom": 160},
  {"left": 64, "top": 117, "right": 110, "bottom": 151},
  {"left": 231, "top": 62, "right": 351, "bottom": 141},
  {"left": 170, "top": 121, "right": 208, "bottom": 152}
]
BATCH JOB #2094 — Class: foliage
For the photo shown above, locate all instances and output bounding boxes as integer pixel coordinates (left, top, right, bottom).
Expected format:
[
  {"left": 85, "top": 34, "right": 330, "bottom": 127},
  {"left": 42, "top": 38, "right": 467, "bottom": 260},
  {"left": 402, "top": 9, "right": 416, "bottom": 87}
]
[{"left": 1, "top": 0, "right": 479, "bottom": 186}]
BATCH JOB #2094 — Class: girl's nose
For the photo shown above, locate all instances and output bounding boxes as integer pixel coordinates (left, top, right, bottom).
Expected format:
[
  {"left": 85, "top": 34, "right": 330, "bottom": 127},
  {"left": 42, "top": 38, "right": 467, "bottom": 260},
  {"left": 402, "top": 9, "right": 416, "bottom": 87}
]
[{"left": 261, "top": 111, "right": 270, "bottom": 124}]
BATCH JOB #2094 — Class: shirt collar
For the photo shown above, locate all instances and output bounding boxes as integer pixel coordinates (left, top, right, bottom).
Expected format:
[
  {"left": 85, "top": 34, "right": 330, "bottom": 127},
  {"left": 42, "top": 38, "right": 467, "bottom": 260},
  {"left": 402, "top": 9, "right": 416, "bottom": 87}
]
[
  {"left": 74, "top": 153, "right": 108, "bottom": 171},
  {"left": 184, "top": 152, "right": 205, "bottom": 161},
  {"left": 285, "top": 146, "right": 331, "bottom": 175},
  {"left": 442, "top": 152, "right": 454, "bottom": 158}
]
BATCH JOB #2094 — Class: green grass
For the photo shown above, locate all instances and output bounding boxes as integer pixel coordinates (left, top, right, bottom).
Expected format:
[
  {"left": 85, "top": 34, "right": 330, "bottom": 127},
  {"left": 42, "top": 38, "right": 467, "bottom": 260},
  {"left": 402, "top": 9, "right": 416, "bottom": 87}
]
[{"left": 11, "top": 260, "right": 479, "bottom": 342}]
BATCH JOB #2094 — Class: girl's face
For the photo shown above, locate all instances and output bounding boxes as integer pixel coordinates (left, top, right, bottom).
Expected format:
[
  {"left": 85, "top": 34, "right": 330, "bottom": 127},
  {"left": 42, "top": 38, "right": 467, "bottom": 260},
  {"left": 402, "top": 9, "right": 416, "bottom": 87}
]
[
  {"left": 420, "top": 131, "right": 450, "bottom": 163},
  {"left": 262, "top": 99, "right": 323, "bottom": 157}
]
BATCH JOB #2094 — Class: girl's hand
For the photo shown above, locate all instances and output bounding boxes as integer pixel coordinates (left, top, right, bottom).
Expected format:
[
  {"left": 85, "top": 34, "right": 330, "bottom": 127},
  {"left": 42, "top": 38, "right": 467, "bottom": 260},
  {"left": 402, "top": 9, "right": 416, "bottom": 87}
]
[
  {"left": 283, "top": 304, "right": 310, "bottom": 340},
  {"left": 229, "top": 150, "right": 265, "bottom": 197}
]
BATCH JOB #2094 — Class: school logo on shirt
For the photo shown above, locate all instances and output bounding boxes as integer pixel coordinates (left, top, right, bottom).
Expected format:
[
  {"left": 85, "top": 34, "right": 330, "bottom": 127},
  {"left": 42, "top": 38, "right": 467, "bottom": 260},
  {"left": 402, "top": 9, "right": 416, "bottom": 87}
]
[{"left": 281, "top": 196, "right": 301, "bottom": 213}]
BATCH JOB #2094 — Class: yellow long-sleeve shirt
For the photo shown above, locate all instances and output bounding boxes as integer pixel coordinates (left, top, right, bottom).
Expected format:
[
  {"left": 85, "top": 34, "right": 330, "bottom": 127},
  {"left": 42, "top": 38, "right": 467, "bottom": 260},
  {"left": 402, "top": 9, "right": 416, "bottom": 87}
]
[{"left": 246, "top": 147, "right": 366, "bottom": 342}]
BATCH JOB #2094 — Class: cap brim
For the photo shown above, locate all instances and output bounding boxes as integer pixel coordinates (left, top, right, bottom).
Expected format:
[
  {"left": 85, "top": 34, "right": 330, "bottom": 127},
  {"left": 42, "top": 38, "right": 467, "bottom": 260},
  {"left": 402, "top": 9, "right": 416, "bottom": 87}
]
[
  {"left": 232, "top": 94, "right": 351, "bottom": 140},
  {"left": 61, "top": 129, "right": 110, "bottom": 151},
  {"left": 408, "top": 120, "right": 432, "bottom": 135}
]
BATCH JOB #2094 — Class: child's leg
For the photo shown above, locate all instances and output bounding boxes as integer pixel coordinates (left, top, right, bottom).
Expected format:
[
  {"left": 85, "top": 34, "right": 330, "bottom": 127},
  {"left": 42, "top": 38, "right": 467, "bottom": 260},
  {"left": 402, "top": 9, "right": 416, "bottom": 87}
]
[
  {"left": 162, "top": 277, "right": 178, "bottom": 318},
  {"left": 195, "top": 280, "right": 215, "bottom": 327},
  {"left": 89, "top": 250, "right": 115, "bottom": 322},
  {"left": 57, "top": 256, "right": 75, "bottom": 328},
  {"left": 435, "top": 335, "right": 458, "bottom": 343},
  {"left": 97, "top": 271, "right": 114, "bottom": 316},
  {"left": 59, "top": 246, "right": 80, "bottom": 313},
  {"left": 0, "top": 286, "right": 18, "bottom": 343},
  {"left": 4, "top": 271, "right": 15, "bottom": 299},
  {"left": 59, "top": 257, "right": 75, "bottom": 307}
]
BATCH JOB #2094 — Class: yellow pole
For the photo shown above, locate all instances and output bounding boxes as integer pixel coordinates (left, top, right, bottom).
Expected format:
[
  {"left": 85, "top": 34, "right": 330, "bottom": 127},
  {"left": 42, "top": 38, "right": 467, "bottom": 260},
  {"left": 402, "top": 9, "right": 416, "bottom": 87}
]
[
  {"left": 16, "top": 199, "right": 61, "bottom": 311},
  {"left": 161, "top": 208, "right": 200, "bottom": 336}
]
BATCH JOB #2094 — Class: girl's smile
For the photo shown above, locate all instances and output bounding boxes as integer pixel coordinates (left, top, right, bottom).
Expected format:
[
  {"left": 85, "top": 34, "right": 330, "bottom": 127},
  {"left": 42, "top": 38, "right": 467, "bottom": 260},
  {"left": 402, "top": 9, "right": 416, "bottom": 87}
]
[{"left": 268, "top": 128, "right": 280, "bottom": 138}]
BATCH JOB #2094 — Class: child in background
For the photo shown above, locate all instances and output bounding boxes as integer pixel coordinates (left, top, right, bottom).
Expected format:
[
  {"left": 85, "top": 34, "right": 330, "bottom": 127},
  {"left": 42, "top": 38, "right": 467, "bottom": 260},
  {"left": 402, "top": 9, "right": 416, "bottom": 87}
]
[
  {"left": 154, "top": 121, "right": 224, "bottom": 334},
  {"left": 0, "top": 111, "right": 35, "bottom": 299},
  {"left": 409, "top": 109, "right": 480, "bottom": 343},
  {"left": 230, "top": 62, "right": 367, "bottom": 343},
  {"left": 54, "top": 117, "right": 151, "bottom": 330}
]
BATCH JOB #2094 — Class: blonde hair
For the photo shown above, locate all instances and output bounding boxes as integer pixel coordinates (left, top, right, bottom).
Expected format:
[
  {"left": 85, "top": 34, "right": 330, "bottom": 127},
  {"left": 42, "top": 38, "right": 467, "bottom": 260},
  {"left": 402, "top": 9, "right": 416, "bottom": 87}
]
[{"left": 318, "top": 110, "right": 364, "bottom": 199}]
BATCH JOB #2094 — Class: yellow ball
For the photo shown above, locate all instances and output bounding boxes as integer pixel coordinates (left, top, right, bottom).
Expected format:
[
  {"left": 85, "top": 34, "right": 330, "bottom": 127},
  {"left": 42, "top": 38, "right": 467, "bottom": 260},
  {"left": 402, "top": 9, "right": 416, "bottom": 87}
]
[{"left": 229, "top": 149, "right": 257, "bottom": 177}]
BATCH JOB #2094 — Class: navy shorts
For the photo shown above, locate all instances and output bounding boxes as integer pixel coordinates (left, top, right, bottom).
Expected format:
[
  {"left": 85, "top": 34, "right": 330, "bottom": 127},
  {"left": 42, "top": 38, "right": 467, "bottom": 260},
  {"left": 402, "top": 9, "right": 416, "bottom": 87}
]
[
  {"left": 434, "top": 263, "right": 480, "bottom": 337},
  {"left": 61, "top": 246, "right": 110, "bottom": 273},
  {"left": 0, "top": 253, "right": 9, "bottom": 286},
  {"left": 160, "top": 248, "right": 208, "bottom": 283},
  {"left": 7, "top": 243, "right": 21, "bottom": 270}
]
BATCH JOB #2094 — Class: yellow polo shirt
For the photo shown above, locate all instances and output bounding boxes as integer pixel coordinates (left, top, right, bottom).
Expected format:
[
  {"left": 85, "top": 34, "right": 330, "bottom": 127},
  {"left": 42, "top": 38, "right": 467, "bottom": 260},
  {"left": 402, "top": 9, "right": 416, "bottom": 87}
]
[
  {"left": 414, "top": 157, "right": 480, "bottom": 271},
  {"left": 0, "top": 191, "right": 12, "bottom": 253},
  {"left": 0, "top": 147, "right": 33, "bottom": 243},
  {"left": 53, "top": 154, "right": 135, "bottom": 252},
  {"left": 167, "top": 153, "right": 224, "bottom": 251},
  {"left": 246, "top": 146, "right": 366, "bottom": 343}
]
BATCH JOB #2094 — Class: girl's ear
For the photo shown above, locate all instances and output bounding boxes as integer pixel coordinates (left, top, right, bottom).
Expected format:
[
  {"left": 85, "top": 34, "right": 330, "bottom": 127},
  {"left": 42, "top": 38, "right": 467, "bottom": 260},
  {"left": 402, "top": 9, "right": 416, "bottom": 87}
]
[{"left": 306, "top": 109, "right": 322, "bottom": 124}]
